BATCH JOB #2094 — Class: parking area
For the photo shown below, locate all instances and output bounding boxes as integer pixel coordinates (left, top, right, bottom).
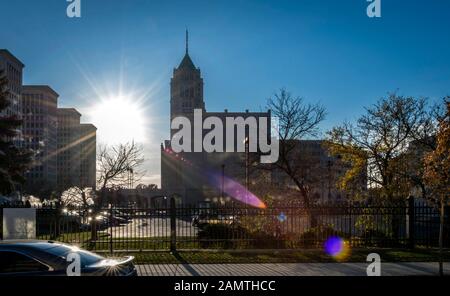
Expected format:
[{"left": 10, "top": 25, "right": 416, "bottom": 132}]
[{"left": 100, "top": 217, "right": 197, "bottom": 238}]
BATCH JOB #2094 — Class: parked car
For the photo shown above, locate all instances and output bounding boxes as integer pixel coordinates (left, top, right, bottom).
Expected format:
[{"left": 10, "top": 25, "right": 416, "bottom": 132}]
[
  {"left": 111, "top": 209, "right": 132, "bottom": 221},
  {"left": 0, "top": 240, "right": 137, "bottom": 276}
]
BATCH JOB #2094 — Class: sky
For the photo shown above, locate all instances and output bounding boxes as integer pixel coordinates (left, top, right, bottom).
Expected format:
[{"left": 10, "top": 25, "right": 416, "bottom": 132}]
[{"left": 1, "top": 0, "right": 449, "bottom": 186}]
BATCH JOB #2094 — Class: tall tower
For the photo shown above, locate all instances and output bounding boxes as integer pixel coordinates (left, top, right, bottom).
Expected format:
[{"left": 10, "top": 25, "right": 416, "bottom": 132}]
[
  {"left": 170, "top": 30, "right": 205, "bottom": 122},
  {"left": 162, "top": 31, "right": 206, "bottom": 204}
]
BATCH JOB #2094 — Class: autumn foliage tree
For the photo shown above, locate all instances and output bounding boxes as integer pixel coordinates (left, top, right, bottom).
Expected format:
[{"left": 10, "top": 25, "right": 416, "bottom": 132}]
[
  {"left": 326, "top": 94, "right": 436, "bottom": 201},
  {"left": 423, "top": 98, "right": 450, "bottom": 276}
]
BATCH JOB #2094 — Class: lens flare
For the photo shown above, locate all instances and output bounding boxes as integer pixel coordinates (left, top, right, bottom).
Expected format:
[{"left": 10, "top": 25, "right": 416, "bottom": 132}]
[
  {"left": 162, "top": 148, "right": 266, "bottom": 209},
  {"left": 324, "top": 236, "right": 351, "bottom": 261},
  {"left": 207, "top": 171, "right": 266, "bottom": 209},
  {"left": 277, "top": 212, "right": 287, "bottom": 222}
]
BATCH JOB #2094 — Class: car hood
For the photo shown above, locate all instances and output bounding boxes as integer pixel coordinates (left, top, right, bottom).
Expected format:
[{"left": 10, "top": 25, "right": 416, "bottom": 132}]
[{"left": 87, "top": 256, "right": 135, "bottom": 268}]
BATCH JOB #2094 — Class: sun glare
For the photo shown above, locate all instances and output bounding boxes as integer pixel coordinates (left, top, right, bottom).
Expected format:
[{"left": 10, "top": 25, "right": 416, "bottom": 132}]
[{"left": 89, "top": 96, "right": 147, "bottom": 144}]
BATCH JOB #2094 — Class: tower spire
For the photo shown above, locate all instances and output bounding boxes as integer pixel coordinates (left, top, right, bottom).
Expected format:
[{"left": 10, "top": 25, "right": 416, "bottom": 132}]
[{"left": 185, "top": 29, "right": 189, "bottom": 55}]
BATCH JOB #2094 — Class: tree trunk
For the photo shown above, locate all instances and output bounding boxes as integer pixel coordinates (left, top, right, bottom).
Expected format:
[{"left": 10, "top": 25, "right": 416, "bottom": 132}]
[
  {"left": 90, "top": 219, "right": 98, "bottom": 241},
  {"left": 293, "top": 179, "right": 317, "bottom": 227},
  {"left": 90, "top": 189, "right": 105, "bottom": 242}
]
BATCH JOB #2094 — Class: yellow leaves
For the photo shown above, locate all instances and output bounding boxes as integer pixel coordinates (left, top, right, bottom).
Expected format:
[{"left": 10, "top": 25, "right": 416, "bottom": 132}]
[
  {"left": 423, "top": 101, "right": 450, "bottom": 199},
  {"left": 323, "top": 140, "right": 367, "bottom": 193}
]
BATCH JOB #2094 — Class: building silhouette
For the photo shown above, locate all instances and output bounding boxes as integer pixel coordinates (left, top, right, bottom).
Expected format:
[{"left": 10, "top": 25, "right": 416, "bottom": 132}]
[
  {"left": 57, "top": 108, "right": 81, "bottom": 191},
  {"left": 170, "top": 30, "right": 205, "bottom": 123},
  {"left": 1, "top": 49, "right": 97, "bottom": 197},
  {"left": 57, "top": 108, "right": 97, "bottom": 192}
]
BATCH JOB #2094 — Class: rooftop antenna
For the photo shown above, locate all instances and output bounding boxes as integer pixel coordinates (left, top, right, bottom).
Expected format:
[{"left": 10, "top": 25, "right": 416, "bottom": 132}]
[{"left": 185, "top": 29, "right": 189, "bottom": 55}]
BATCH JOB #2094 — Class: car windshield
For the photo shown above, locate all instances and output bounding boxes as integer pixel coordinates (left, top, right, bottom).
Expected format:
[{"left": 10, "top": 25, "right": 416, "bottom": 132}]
[{"left": 43, "top": 244, "right": 104, "bottom": 267}]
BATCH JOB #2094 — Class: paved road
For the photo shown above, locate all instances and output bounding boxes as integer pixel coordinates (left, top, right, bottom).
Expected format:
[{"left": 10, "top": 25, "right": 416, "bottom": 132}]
[
  {"left": 137, "top": 262, "right": 450, "bottom": 276},
  {"left": 101, "top": 217, "right": 197, "bottom": 238}
]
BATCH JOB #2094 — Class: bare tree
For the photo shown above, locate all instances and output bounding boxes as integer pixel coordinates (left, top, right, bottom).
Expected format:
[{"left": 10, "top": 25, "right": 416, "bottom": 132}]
[
  {"left": 96, "top": 141, "right": 145, "bottom": 204},
  {"left": 88, "top": 142, "right": 144, "bottom": 240},
  {"left": 266, "top": 89, "right": 326, "bottom": 206}
]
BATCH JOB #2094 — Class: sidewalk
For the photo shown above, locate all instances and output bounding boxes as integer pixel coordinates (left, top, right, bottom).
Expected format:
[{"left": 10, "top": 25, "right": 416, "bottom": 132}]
[{"left": 137, "top": 262, "right": 449, "bottom": 276}]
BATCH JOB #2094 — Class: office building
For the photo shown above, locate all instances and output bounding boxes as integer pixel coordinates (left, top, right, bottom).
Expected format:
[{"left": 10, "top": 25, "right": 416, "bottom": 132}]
[{"left": 22, "top": 85, "right": 58, "bottom": 194}]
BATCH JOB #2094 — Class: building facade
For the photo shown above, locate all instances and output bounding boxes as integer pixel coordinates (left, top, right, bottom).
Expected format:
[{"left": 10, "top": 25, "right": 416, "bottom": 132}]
[
  {"left": 1, "top": 49, "right": 97, "bottom": 197},
  {"left": 22, "top": 85, "right": 58, "bottom": 194},
  {"left": 56, "top": 108, "right": 96, "bottom": 192},
  {"left": 270, "top": 140, "right": 359, "bottom": 203},
  {"left": 0, "top": 49, "right": 25, "bottom": 146},
  {"left": 57, "top": 108, "right": 82, "bottom": 191},
  {"left": 78, "top": 123, "right": 97, "bottom": 189}
]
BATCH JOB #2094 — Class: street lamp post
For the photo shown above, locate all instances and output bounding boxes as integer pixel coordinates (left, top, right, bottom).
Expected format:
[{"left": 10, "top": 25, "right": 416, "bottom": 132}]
[
  {"left": 245, "top": 137, "right": 249, "bottom": 206},
  {"left": 327, "top": 160, "right": 333, "bottom": 201},
  {"left": 221, "top": 164, "right": 225, "bottom": 200}
]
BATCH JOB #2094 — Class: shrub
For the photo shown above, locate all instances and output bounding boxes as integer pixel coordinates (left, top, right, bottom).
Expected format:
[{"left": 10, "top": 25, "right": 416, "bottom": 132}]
[
  {"left": 360, "top": 229, "right": 395, "bottom": 247},
  {"left": 197, "top": 223, "right": 248, "bottom": 249},
  {"left": 248, "top": 231, "right": 287, "bottom": 249}
]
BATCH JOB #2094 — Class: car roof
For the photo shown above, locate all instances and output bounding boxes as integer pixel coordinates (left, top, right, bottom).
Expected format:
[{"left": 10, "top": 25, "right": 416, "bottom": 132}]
[
  {"left": 0, "top": 240, "right": 107, "bottom": 271},
  {"left": 0, "top": 239, "right": 52, "bottom": 244},
  {"left": 0, "top": 240, "right": 78, "bottom": 257},
  {"left": 0, "top": 240, "right": 72, "bottom": 270}
]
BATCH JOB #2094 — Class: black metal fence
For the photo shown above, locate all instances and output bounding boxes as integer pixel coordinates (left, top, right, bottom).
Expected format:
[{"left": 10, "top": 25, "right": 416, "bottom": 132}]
[{"left": 1, "top": 198, "right": 449, "bottom": 252}]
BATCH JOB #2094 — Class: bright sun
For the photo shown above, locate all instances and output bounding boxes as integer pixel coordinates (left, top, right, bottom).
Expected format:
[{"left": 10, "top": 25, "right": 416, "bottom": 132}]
[{"left": 89, "top": 96, "right": 147, "bottom": 144}]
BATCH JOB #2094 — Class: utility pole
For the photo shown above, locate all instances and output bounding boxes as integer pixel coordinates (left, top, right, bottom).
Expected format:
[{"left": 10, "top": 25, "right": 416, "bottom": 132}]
[{"left": 327, "top": 160, "right": 333, "bottom": 201}]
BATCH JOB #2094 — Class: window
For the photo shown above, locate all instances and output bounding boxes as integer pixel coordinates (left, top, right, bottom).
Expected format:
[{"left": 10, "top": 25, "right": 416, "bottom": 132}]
[{"left": 0, "top": 251, "right": 49, "bottom": 273}]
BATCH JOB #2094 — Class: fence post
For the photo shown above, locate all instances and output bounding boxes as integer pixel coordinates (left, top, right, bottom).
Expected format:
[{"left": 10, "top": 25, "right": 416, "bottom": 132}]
[
  {"left": 52, "top": 202, "right": 61, "bottom": 240},
  {"left": 109, "top": 204, "right": 114, "bottom": 255},
  {"left": 348, "top": 204, "right": 352, "bottom": 246},
  {"left": 408, "top": 196, "right": 415, "bottom": 249},
  {"left": 170, "top": 197, "right": 177, "bottom": 252},
  {"left": 445, "top": 205, "right": 450, "bottom": 248},
  {"left": 0, "top": 207, "right": 3, "bottom": 240}
]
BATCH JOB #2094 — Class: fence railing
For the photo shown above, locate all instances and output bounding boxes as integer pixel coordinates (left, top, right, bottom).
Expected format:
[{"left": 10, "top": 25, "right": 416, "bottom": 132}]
[{"left": 1, "top": 198, "right": 449, "bottom": 252}]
